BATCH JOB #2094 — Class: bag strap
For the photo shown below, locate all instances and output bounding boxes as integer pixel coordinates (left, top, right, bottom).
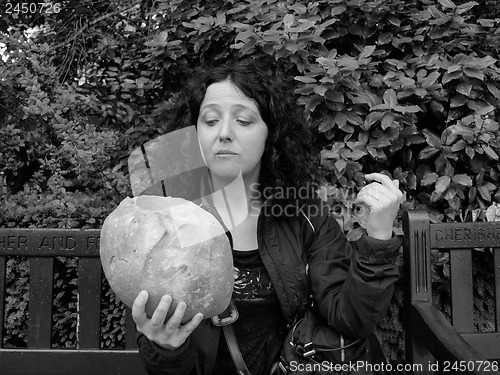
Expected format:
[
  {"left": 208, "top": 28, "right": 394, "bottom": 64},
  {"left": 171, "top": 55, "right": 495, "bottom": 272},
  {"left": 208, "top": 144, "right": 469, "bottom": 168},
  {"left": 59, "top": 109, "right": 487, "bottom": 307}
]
[
  {"left": 212, "top": 301, "right": 252, "bottom": 375},
  {"left": 222, "top": 324, "right": 252, "bottom": 375}
]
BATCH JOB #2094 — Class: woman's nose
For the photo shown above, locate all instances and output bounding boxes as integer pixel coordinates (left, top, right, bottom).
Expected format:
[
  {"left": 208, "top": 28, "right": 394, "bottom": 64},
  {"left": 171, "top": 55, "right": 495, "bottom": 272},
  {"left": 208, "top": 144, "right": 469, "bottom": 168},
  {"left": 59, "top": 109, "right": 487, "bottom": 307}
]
[{"left": 218, "top": 117, "right": 233, "bottom": 142}]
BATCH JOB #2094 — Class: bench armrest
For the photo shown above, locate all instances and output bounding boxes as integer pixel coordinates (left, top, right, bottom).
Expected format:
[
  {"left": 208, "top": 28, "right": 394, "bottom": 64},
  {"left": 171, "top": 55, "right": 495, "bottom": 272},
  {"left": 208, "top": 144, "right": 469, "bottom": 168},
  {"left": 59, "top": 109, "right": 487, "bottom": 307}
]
[{"left": 411, "top": 301, "right": 497, "bottom": 375}]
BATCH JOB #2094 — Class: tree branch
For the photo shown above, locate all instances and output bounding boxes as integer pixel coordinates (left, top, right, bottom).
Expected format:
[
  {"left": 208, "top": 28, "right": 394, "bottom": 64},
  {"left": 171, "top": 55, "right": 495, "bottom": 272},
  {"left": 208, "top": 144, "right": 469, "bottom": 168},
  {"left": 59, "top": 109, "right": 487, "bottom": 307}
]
[{"left": 53, "top": 1, "right": 141, "bottom": 50}]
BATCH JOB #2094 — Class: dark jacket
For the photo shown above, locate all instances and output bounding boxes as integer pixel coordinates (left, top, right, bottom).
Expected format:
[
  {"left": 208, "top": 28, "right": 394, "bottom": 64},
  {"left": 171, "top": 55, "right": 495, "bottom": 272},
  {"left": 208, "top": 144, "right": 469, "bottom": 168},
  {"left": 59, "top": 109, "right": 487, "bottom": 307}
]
[{"left": 136, "top": 198, "right": 401, "bottom": 375}]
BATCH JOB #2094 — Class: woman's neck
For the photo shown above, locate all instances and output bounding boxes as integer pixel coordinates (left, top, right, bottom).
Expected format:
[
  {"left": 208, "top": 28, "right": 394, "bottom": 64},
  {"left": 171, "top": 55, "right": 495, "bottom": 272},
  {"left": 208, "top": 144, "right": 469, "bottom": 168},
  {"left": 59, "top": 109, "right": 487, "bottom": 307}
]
[{"left": 209, "top": 171, "right": 263, "bottom": 230}]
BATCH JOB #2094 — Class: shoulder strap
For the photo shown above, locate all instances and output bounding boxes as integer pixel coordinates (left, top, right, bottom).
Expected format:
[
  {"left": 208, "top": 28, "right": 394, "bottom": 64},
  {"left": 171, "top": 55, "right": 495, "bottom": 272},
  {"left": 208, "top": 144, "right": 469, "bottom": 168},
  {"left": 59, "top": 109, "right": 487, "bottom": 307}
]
[
  {"left": 213, "top": 302, "right": 252, "bottom": 375},
  {"left": 222, "top": 325, "right": 252, "bottom": 375}
]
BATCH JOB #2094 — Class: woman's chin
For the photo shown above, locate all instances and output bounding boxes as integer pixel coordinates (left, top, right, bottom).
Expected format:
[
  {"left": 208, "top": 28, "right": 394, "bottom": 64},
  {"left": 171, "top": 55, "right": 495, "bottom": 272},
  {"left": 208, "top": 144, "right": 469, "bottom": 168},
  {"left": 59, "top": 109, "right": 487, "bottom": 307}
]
[{"left": 209, "top": 164, "right": 243, "bottom": 183}]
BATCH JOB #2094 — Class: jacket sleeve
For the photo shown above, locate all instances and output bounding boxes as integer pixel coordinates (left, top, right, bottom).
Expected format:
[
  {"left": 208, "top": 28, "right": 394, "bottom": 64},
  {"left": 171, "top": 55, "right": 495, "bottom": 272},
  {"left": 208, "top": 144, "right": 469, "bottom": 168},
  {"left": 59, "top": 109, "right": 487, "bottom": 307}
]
[
  {"left": 305, "top": 203, "right": 401, "bottom": 339},
  {"left": 136, "top": 332, "right": 196, "bottom": 375}
]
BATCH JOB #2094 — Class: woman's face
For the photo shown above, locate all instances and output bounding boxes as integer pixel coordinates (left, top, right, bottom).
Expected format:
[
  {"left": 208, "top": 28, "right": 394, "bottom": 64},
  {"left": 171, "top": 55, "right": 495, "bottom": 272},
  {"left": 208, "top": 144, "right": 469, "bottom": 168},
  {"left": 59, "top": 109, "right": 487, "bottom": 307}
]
[{"left": 197, "top": 79, "right": 268, "bottom": 183}]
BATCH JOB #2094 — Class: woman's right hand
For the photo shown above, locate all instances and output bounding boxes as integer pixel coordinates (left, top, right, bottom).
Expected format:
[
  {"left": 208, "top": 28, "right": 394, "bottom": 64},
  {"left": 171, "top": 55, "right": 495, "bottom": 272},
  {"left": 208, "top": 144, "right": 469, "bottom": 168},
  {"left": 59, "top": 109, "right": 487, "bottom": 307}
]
[{"left": 132, "top": 290, "right": 204, "bottom": 350}]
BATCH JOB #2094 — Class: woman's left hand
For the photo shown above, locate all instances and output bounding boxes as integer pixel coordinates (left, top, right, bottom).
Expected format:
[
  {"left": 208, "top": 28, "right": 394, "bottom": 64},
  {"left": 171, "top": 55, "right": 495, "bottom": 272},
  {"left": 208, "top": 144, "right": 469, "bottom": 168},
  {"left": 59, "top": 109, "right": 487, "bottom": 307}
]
[{"left": 355, "top": 173, "right": 404, "bottom": 240}]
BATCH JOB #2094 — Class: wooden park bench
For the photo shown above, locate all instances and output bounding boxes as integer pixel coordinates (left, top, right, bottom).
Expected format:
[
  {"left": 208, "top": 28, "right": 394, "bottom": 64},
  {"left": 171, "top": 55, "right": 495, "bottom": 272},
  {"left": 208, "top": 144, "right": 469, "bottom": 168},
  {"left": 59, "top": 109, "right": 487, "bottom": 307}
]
[
  {"left": 403, "top": 210, "right": 500, "bottom": 375},
  {"left": 0, "top": 228, "right": 147, "bottom": 375}
]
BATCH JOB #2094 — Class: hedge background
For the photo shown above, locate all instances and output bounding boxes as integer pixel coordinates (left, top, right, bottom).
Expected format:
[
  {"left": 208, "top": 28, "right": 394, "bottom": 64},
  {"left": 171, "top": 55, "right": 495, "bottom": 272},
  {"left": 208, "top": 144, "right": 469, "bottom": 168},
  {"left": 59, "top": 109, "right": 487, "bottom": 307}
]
[{"left": 1, "top": 0, "right": 500, "bottom": 368}]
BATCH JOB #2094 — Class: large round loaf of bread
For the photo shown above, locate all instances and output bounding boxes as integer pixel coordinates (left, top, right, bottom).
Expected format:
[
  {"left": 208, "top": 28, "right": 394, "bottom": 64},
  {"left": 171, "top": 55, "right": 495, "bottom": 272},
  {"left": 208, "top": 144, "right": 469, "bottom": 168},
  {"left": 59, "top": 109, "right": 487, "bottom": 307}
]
[{"left": 100, "top": 196, "right": 233, "bottom": 322}]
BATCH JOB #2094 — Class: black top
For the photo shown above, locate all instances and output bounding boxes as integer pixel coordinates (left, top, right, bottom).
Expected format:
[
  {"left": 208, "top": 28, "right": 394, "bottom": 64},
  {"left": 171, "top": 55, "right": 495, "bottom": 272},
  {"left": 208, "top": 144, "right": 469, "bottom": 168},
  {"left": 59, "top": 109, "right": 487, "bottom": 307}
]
[{"left": 212, "top": 249, "right": 283, "bottom": 375}]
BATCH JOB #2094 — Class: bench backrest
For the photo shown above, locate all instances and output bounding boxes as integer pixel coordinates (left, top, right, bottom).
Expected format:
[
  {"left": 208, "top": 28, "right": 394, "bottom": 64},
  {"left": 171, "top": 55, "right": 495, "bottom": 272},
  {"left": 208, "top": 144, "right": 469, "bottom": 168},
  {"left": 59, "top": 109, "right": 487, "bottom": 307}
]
[
  {"left": 403, "top": 210, "right": 500, "bottom": 372},
  {"left": 0, "top": 228, "right": 147, "bottom": 375}
]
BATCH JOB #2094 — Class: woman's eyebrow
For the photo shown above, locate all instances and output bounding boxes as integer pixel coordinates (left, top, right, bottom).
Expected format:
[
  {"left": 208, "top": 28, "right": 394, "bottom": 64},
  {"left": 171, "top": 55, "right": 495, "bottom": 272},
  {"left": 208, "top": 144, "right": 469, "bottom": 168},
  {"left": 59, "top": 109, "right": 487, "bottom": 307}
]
[
  {"left": 200, "top": 102, "right": 258, "bottom": 114},
  {"left": 200, "top": 103, "right": 221, "bottom": 111},
  {"left": 232, "top": 104, "right": 259, "bottom": 115}
]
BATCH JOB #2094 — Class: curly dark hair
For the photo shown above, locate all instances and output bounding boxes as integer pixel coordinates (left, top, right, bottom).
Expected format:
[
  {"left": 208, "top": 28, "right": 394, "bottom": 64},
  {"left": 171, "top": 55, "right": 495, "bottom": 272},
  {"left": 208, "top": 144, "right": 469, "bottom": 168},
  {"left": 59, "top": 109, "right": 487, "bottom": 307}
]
[{"left": 167, "top": 59, "right": 319, "bottom": 207}]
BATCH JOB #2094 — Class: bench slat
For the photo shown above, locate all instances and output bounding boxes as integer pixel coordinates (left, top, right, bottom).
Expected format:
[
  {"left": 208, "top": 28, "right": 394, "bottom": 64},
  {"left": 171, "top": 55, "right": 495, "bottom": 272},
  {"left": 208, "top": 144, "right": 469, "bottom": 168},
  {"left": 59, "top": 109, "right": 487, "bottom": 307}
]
[
  {"left": 450, "top": 249, "right": 474, "bottom": 333},
  {"left": 125, "top": 307, "right": 138, "bottom": 349},
  {"left": 0, "top": 229, "right": 101, "bottom": 257},
  {"left": 78, "top": 258, "right": 102, "bottom": 349},
  {"left": 495, "top": 250, "right": 500, "bottom": 333},
  {"left": 28, "top": 257, "right": 54, "bottom": 348},
  {"left": 430, "top": 222, "right": 500, "bottom": 249},
  {"left": 462, "top": 332, "right": 500, "bottom": 359},
  {"left": 0, "top": 348, "right": 146, "bottom": 375},
  {"left": 0, "top": 256, "right": 5, "bottom": 346}
]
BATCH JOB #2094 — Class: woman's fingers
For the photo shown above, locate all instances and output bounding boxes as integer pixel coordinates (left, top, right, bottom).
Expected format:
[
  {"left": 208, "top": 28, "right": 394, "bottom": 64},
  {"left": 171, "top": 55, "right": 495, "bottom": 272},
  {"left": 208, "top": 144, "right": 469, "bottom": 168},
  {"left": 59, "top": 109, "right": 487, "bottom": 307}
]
[
  {"left": 354, "top": 173, "right": 404, "bottom": 240},
  {"left": 132, "top": 290, "right": 149, "bottom": 327},
  {"left": 356, "top": 174, "right": 403, "bottom": 205},
  {"left": 131, "top": 291, "right": 202, "bottom": 350},
  {"left": 356, "top": 182, "right": 401, "bottom": 207},
  {"left": 364, "top": 173, "right": 401, "bottom": 194},
  {"left": 165, "top": 301, "right": 187, "bottom": 331},
  {"left": 150, "top": 295, "right": 173, "bottom": 327},
  {"left": 181, "top": 313, "right": 204, "bottom": 336}
]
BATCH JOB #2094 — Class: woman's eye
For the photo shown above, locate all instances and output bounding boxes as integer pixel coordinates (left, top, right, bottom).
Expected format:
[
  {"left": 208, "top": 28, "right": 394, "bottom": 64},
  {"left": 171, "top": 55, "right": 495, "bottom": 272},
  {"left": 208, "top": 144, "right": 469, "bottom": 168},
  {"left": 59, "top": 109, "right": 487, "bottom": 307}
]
[
  {"left": 237, "top": 119, "right": 252, "bottom": 126},
  {"left": 205, "top": 119, "right": 219, "bottom": 126}
]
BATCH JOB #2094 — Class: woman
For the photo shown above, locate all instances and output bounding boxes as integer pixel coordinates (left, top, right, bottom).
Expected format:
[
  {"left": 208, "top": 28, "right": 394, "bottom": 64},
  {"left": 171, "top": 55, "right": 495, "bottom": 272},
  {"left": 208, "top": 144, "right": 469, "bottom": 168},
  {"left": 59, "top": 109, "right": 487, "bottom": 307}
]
[{"left": 131, "top": 60, "right": 403, "bottom": 375}]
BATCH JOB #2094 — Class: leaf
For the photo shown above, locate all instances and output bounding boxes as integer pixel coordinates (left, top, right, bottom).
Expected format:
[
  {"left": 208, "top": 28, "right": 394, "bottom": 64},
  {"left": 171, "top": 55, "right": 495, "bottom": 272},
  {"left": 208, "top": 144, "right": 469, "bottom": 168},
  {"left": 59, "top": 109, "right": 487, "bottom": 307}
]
[
  {"left": 487, "top": 82, "right": 500, "bottom": 99},
  {"left": 465, "top": 146, "right": 475, "bottom": 159},
  {"left": 418, "top": 146, "right": 440, "bottom": 159},
  {"left": 283, "top": 14, "right": 295, "bottom": 29},
  {"left": 325, "top": 90, "right": 344, "bottom": 103},
  {"left": 364, "top": 111, "right": 384, "bottom": 129},
  {"left": 456, "top": 1, "right": 478, "bottom": 14},
  {"left": 452, "top": 174, "right": 472, "bottom": 186},
  {"left": 428, "top": 6, "right": 446, "bottom": 19},
  {"left": 313, "top": 85, "right": 329, "bottom": 96},
  {"left": 378, "top": 33, "right": 392, "bottom": 45},
  {"left": 423, "top": 129, "right": 442, "bottom": 149},
  {"left": 383, "top": 89, "right": 398, "bottom": 108},
  {"left": 295, "top": 76, "right": 317, "bottom": 84},
  {"left": 435, "top": 175, "right": 451, "bottom": 196},
  {"left": 144, "top": 30, "right": 169, "bottom": 47},
  {"left": 482, "top": 145, "right": 499, "bottom": 160},
  {"left": 388, "top": 16, "right": 401, "bottom": 27},
  {"left": 486, "top": 203, "right": 500, "bottom": 222},
  {"left": 234, "top": 28, "right": 254, "bottom": 43},
  {"left": 335, "top": 112, "right": 347, "bottom": 128},
  {"left": 443, "top": 70, "right": 463, "bottom": 84},
  {"left": 346, "top": 112, "right": 363, "bottom": 127},
  {"left": 420, "top": 71, "right": 441, "bottom": 87},
  {"left": 359, "top": 45, "right": 376, "bottom": 60},
  {"left": 464, "top": 68, "right": 484, "bottom": 80},
  {"left": 438, "top": 0, "right": 457, "bottom": 9},
  {"left": 456, "top": 81, "right": 472, "bottom": 96},
  {"left": 335, "top": 159, "right": 347, "bottom": 173},
  {"left": 476, "top": 105, "right": 495, "bottom": 116},
  {"left": 331, "top": 5, "right": 347, "bottom": 16},
  {"left": 477, "top": 185, "right": 492, "bottom": 201},
  {"left": 450, "top": 95, "right": 467, "bottom": 108},
  {"left": 450, "top": 139, "right": 467, "bottom": 152},
  {"left": 381, "top": 112, "right": 395, "bottom": 130},
  {"left": 421, "top": 172, "right": 439, "bottom": 186},
  {"left": 318, "top": 115, "right": 335, "bottom": 133},
  {"left": 305, "top": 95, "right": 322, "bottom": 112}
]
